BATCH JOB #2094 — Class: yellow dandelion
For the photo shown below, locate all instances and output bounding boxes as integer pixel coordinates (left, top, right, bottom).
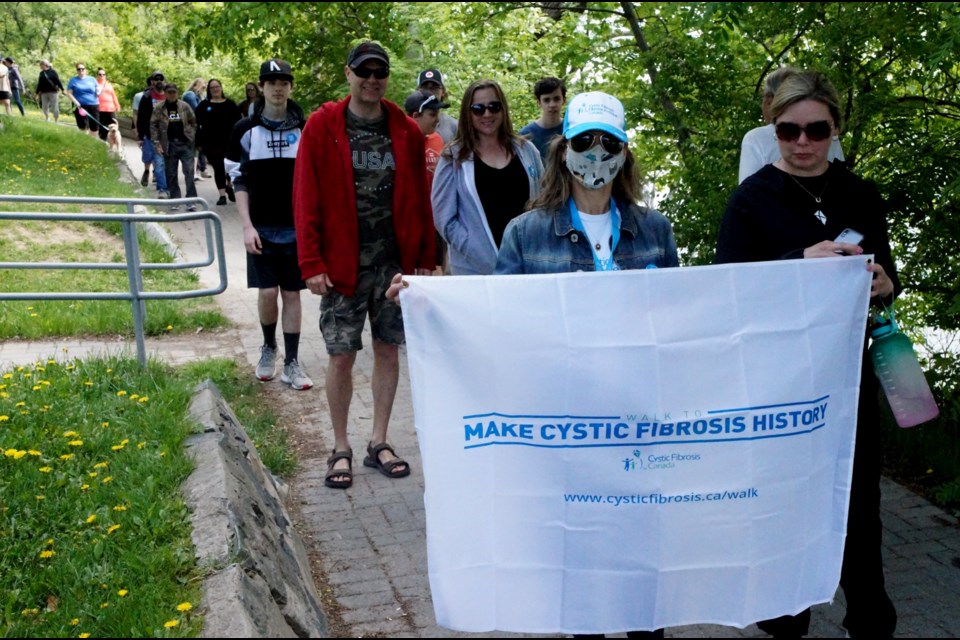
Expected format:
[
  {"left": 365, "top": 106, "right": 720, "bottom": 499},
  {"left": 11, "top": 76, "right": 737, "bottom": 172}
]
[
  {"left": 60, "top": 454, "right": 74, "bottom": 461},
  {"left": 47, "top": 359, "right": 56, "bottom": 365},
  {"left": 85, "top": 514, "right": 97, "bottom": 524},
  {"left": 88, "top": 472, "right": 97, "bottom": 478},
  {"left": 117, "top": 589, "right": 128, "bottom": 597},
  {"left": 129, "top": 394, "right": 139, "bottom": 400},
  {"left": 102, "top": 476, "right": 113, "bottom": 484},
  {"left": 32, "top": 385, "right": 42, "bottom": 391},
  {"left": 176, "top": 602, "right": 192, "bottom": 612},
  {"left": 45, "top": 538, "right": 54, "bottom": 546},
  {"left": 67, "top": 440, "right": 83, "bottom": 447},
  {"left": 107, "top": 524, "right": 121, "bottom": 534},
  {"left": 84, "top": 381, "right": 93, "bottom": 387},
  {"left": 38, "top": 466, "right": 52, "bottom": 473},
  {"left": 21, "top": 607, "right": 39, "bottom": 616},
  {"left": 28, "top": 450, "right": 41, "bottom": 456},
  {"left": 23, "top": 372, "right": 31, "bottom": 378},
  {"left": 159, "top": 451, "right": 167, "bottom": 457},
  {"left": 111, "top": 444, "right": 124, "bottom": 451},
  {"left": 93, "top": 462, "right": 108, "bottom": 469},
  {"left": 40, "top": 380, "right": 50, "bottom": 386},
  {"left": 6, "top": 449, "right": 26, "bottom": 459},
  {"left": 66, "top": 364, "right": 75, "bottom": 371},
  {"left": 0, "top": 416, "right": 8, "bottom": 422},
  {"left": 2, "top": 373, "right": 11, "bottom": 379},
  {"left": 36, "top": 495, "right": 45, "bottom": 500},
  {"left": 100, "top": 602, "right": 109, "bottom": 609},
  {"left": 79, "top": 633, "right": 90, "bottom": 638},
  {"left": 166, "top": 325, "right": 173, "bottom": 331},
  {"left": 11, "top": 164, "right": 22, "bottom": 172},
  {"left": 106, "top": 369, "right": 112, "bottom": 374},
  {"left": 101, "top": 421, "right": 109, "bottom": 427},
  {"left": 80, "top": 484, "right": 90, "bottom": 491},
  {"left": 116, "top": 390, "right": 127, "bottom": 397},
  {"left": 137, "top": 442, "right": 146, "bottom": 449},
  {"left": 39, "top": 550, "right": 55, "bottom": 558},
  {"left": 164, "top": 620, "right": 179, "bottom": 628},
  {"left": 113, "top": 505, "right": 127, "bottom": 511},
  {"left": 138, "top": 396, "right": 149, "bottom": 403},
  {"left": 63, "top": 431, "right": 79, "bottom": 437},
  {"left": 70, "top": 618, "right": 80, "bottom": 626},
  {"left": 15, "top": 401, "right": 25, "bottom": 407}
]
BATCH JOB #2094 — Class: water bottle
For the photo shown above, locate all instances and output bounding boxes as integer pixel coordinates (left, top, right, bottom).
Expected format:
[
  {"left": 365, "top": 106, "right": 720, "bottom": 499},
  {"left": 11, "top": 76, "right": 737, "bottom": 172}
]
[{"left": 868, "top": 309, "right": 939, "bottom": 428}]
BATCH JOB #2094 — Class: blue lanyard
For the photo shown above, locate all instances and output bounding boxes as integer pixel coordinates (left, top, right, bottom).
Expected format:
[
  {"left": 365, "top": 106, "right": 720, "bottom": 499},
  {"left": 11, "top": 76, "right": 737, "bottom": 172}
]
[{"left": 569, "top": 197, "right": 621, "bottom": 271}]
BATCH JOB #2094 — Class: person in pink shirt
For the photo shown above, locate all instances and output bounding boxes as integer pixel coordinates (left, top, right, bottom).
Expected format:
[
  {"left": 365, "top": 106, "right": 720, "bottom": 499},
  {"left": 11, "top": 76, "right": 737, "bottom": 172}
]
[{"left": 96, "top": 68, "right": 121, "bottom": 142}]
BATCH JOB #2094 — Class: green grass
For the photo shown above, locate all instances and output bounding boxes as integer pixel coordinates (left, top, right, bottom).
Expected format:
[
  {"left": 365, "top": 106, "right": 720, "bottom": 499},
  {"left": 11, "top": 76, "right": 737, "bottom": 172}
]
[
  {"left": 0, "top": 116, "right": 227, "bottom": 338},
  {"left": 0, "top": 357, "right": 204, "bottom": 638}
]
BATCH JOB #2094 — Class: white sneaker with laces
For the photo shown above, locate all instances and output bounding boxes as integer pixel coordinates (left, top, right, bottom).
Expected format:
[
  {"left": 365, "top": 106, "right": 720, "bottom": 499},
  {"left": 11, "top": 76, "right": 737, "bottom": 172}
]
[
  {"left": 255, "top": 345, "right": 278, "bottom": 381},
  {"left": 281, "top": 359, "right": 313, "bottom": 390}
]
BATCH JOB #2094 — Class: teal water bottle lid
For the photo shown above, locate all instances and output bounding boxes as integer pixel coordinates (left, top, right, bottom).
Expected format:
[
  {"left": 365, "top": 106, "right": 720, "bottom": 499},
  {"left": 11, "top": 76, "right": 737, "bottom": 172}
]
[{"left": 870, "top": 316, "right": 899, "bottom": 339}]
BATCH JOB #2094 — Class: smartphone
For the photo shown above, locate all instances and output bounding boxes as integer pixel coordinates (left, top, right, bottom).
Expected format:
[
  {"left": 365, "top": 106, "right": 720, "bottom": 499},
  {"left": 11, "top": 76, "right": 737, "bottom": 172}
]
[{"left": 834, "top": 228, "right": 864, "bottom": 254}]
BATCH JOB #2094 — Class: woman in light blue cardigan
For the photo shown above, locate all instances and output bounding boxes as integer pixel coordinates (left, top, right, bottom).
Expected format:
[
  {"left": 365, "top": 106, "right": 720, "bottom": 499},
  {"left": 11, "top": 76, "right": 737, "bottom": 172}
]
[{"left": 432, "top": 79, "right": 543, "bottom": 275}]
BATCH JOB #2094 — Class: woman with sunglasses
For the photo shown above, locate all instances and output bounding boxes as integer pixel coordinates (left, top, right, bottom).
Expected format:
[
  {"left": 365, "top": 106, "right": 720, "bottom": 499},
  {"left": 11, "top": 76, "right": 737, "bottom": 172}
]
[
  {"left": 495, "top": 91, "right": 677, "bottom": 278},
  {"left": 738, "top": 66, "right": 844, "bottom": 183},
  {"left": 66, "top": 63, "right": 100, "bottom": 137},
  {"left": 716, "top": 70, "right": 899, "bottom": 639},
  {"left": 95, "top": 68, "right": 121, "bottom": 142},
  {"left": 432, "top": 79, "right": 543, "bottom": 275}
]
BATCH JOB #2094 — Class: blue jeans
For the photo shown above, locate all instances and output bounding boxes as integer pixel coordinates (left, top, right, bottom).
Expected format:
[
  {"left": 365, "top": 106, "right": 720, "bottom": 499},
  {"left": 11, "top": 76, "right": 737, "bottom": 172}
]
[
  {"left": 11, "top": 89, "right": 24, "bottom": 116},
  {"left": 141, "top": 138, "right": 168, "bottom": 192}
]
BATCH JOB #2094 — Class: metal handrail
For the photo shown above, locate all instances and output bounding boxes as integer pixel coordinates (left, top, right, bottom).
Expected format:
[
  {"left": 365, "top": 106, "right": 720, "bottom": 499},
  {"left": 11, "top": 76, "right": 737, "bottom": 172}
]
[{"left": 0, "top": 195, "right": 228, "bottom": 366}]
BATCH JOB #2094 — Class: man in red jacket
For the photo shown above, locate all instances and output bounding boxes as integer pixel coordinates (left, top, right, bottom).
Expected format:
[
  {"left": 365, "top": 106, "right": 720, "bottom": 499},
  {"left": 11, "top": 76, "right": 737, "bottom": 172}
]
[{"left": 293, "top": 41, "right": 435, "bottom": 490}]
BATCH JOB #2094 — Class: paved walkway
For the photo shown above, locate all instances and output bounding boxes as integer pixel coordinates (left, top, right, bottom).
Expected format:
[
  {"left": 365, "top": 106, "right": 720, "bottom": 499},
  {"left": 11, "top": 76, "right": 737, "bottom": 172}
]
[{"left": 2, "top": 133, "right": 958, "bottom": 637}]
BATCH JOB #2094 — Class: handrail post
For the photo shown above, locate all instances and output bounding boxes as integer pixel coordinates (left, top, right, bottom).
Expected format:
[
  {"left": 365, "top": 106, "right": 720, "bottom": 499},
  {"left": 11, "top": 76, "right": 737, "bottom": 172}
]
[{"left": 123, "top": 202, "right": 148, "bottom": 366}]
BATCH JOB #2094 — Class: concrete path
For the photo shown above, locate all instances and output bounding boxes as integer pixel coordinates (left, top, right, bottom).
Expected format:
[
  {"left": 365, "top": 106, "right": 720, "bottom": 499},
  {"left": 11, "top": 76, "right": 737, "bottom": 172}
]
[{"left": 2, "top": 133, "right": 958, "bottom": 638}]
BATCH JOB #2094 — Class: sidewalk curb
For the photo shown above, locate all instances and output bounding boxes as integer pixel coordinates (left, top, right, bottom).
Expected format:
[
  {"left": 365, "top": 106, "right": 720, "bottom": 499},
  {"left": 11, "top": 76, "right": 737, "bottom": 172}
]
[{"left": 185, "top": 380, "right": 328, "bottom": 638}]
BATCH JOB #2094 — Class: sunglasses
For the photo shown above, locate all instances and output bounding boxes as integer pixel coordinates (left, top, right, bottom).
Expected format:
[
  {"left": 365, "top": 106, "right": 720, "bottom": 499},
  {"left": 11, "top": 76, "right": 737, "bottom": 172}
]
[
  {"left": 76, "top": 67, "right": 86, "bottom": 71},
  {"left": 97, "top": 72, "right": 106, "bottom": 76},
  {"left": 469, "top": 101, "right": 503, "bottom": 116},
  {"left": 775, "top": 120, "right": 833, "bottom": 143},
  {"left": 568, "top": 131, "right": 625, "bottom": 155},
  {"left": 153, "top": 76, "right": 165, "bottom": 82},
  {"left": 352, "top": 66, "right": 390, "bottom": 79}
]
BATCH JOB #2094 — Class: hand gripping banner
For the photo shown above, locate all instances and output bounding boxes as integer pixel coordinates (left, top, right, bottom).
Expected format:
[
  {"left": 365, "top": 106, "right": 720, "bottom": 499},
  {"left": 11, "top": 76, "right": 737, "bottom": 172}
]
[{"left": 399, "top": 257, "right": 872, "bottom": 634}]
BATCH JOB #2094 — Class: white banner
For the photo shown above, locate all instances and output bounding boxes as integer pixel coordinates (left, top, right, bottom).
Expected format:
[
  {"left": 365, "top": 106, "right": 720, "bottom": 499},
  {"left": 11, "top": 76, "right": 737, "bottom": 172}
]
[{"left": 400, "top": 258, "right": 872, "bottom": 634}]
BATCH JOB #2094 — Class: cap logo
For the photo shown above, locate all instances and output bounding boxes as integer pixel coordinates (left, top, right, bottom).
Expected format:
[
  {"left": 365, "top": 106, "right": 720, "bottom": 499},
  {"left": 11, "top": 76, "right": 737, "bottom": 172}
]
[
  {"left": 424, "top": 71, "right": 435, "bottom": 79},
  {"left": 270, "top": 61, "right": 281, "bottom": 72}
]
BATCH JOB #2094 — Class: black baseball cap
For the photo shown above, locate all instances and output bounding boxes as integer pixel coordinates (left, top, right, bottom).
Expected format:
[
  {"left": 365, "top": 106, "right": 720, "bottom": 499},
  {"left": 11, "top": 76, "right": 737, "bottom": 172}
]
[
  {"left": 417, "top": 69, "right": 444, "bottom": 88},
  {"left": 404, "top": 89, "right": 449, "bottom": 114},
  {"left": 347, "top": 41, "right": 389, "bottom": 68},
  {"left": 260, "top": 58, "right": 294, "bottom": 82}
]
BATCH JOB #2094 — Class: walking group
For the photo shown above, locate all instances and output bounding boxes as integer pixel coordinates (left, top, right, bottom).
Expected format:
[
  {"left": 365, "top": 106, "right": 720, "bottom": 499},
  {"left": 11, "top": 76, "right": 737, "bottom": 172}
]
[{"left": 5, "top": 40, "right": 901, "bottom": 638}]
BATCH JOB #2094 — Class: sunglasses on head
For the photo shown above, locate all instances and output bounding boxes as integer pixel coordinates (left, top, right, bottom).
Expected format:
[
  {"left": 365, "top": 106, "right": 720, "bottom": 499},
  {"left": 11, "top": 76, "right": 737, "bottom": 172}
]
[
  {"left": 352, "top": 65, "right": 390, "bottom": 79},
  {"left": 568, "top": 131, "right": 625, "bottom": 155},
  {"left": 775, "top": 120, "right": 833, "bottom": 143},
  {"left": 469, "top": 101, "right": 503, "bottom": 116}
]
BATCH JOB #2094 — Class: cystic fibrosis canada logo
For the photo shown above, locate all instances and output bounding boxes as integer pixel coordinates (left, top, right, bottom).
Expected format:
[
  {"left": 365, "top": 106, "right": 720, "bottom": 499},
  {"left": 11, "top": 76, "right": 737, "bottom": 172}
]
[{"left": 623, "top": 450, "right": 701, "bottom": 472}]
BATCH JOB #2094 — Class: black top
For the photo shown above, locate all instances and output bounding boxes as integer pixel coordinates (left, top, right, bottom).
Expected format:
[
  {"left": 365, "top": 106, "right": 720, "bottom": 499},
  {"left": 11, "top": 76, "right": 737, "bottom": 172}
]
[
  {"left": 475, "top": 153, "right": 530, "bottom": 247},
  {"left": 196, "top": 99, "right": 242, "bottom": 150},
  {"left": 716, "top": 161, "right": 901, "bottom": 302},
  {"left": 165, "top": 101, "right": 187, "bottom": 143},
  {"left": 36, "top": 68, "right": 64, "bottom": 93}
]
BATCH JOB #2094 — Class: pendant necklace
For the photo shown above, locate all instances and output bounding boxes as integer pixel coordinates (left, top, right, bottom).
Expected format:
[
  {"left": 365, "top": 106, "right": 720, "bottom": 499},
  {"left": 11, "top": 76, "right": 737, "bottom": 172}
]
[{"left": 788, "top": 173, "right": 829, "bottom": 224}]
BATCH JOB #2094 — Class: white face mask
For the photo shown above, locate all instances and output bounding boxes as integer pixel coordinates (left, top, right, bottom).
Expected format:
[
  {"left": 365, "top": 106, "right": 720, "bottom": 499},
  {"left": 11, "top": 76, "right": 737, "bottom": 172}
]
[{"left": 565, "top": 145, "right": 625, "bottom": 190}]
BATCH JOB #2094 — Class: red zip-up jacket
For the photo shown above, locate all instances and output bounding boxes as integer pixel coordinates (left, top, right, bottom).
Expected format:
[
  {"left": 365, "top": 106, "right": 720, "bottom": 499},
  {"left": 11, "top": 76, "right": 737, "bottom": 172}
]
[{"left": 293, "top": 95, "right": 436, "bottom": 296}]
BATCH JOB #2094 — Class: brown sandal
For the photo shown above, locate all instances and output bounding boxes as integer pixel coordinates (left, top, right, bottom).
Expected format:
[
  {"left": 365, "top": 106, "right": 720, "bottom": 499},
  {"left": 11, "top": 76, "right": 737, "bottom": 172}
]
[
  {"left": 324, "top": 448, "right": 353, "bottom": 489},
  {"left": 363, "top": 442, "right": 410, "bottom": 479}
]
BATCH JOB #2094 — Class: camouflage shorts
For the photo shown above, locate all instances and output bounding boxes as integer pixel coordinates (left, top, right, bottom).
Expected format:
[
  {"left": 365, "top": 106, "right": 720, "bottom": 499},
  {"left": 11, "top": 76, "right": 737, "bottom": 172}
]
[{"left": 319, "top": 264, "right": 404, "bottom": 355}]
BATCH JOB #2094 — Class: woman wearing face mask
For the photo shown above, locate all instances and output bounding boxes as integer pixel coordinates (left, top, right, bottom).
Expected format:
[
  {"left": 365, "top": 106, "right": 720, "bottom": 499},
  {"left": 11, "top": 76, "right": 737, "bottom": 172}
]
[
  {"left": 432, "top": 78, "right": 544, "bottom": 275},
  {"left": 495, "top": 91, "right": 678, "bottom": 276}
]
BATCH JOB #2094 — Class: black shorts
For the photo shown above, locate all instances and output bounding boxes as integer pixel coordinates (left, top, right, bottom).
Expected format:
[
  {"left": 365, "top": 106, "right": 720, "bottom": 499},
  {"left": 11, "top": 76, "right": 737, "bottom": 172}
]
[
  {"left": 246, "top": 239, "right": 306, "bottom": 291},
  {"left": 74, "top": 104, "right": 100, "bottom": 131},
  {"left": 0, "top": 91, "right": 10, "bottom": 100}
]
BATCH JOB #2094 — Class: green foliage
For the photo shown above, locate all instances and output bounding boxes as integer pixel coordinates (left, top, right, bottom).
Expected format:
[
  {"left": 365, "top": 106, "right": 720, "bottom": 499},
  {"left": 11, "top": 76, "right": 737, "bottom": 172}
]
[
  {"left": 0, "top": 357, "right": 201, "bottom": 637},
  {"left": 0, "top": 117, "right": 228, "bottom": 339}
]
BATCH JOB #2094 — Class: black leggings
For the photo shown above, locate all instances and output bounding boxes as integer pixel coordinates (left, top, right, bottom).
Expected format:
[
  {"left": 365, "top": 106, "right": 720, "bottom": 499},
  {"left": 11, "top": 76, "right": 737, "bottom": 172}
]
[{"left": 203, "top": 146, "right": 229, "bottom": 190}]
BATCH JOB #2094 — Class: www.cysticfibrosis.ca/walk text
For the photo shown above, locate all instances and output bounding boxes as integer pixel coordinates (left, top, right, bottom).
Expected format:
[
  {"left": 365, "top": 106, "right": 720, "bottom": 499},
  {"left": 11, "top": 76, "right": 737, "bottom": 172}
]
[{"left": 564, "top": 488, "right": 759, "bottom": 507}]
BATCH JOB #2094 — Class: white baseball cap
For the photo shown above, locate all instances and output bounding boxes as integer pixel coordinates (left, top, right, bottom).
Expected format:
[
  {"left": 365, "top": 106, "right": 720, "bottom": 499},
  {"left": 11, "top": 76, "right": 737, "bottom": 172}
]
[{"left": 562, "top": 91, "right": 628, "bottom": 142}]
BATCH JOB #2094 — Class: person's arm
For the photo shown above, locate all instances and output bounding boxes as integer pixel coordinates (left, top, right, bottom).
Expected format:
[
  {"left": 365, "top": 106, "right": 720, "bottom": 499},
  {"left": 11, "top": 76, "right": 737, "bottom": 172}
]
[
  {"left": 291, "top": 115, "right": 333, "bottom": 294},
  {"left": 431, "top": 154, "right": 485, "bottom": 272},
  {"left": 493, "top": 216, "right": 525, "bottom": 274}
]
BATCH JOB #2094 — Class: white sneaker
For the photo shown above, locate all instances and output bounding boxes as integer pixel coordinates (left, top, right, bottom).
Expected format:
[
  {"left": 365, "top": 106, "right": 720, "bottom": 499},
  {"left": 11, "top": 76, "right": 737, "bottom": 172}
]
[
  {"left": 157, "top": 190, "right": 169, "bottom": 199},
  {"left": 280, "top": 359, "right": 313, "bottom": 390},
  {"left": 200, "top": 170, "right": 212, "bottom": 179},
  {"left": 194, "top": 173, "right": 204, "bottom": 181},
  {"left": 255, "top": 345, "right": 278, "bottom": 381}
]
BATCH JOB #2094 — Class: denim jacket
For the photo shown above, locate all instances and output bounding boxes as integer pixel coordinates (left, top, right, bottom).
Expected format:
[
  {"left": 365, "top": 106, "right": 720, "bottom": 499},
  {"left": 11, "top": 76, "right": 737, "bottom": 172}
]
[{"left": 495, "top": 199, "right": 679, "bottom": 274}]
